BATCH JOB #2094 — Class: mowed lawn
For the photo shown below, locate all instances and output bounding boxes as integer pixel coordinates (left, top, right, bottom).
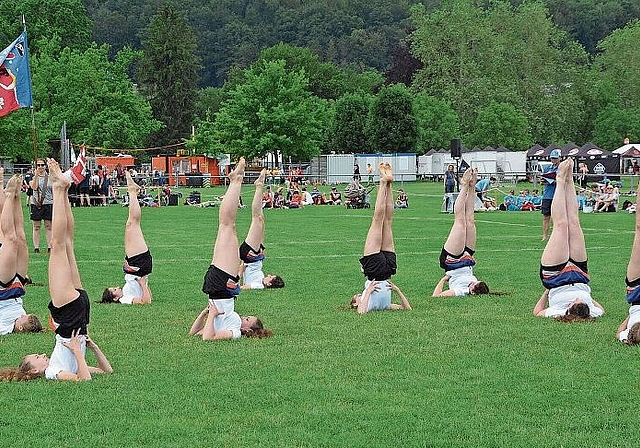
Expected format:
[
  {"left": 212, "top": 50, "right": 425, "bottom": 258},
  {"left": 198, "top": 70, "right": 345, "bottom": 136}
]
[{"left": 1, "top": 180, "right": 639, "bottom": 447}]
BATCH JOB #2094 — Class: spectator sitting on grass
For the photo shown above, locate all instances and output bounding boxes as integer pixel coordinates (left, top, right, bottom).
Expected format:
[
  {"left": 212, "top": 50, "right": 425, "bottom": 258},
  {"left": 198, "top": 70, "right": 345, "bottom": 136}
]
[
  {"left": 394, "top": 189, "right": 408, "bottom": 208},
  {"left": 328, "top": 186, "right": 342, "bottom": 205}
]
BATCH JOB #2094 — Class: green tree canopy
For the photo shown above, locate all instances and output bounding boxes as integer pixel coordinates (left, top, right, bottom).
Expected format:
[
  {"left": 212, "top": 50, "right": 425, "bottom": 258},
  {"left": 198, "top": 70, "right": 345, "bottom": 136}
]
[
  {"left": 0, "top": 0, "right": 92, "bottom": 56},
  {"left": 368, "top": 83, "right": 417, "bottom": 153},
  {"left": 409, "top": 0, "right": 588, "bottom": 146},
  {"left": 592, "top": 105, "right": 640, "bottom": 150},
  {"left": 212, "top": 59, "right": 330, "bottom": 162},
  {"left": 137, "top": 6, "right": 201, "bottom": 146},
  {"left": 259, "top": 43, "right": 383, "bottom": 99},
  {"left": 327, "top": 93, "right": 373, "bottom": 154},
  {"left": 592, "top": 20, "right": 640, "bottom": 110},
  {"left": 413, "top": 93, "right": 459, "bottom": 152},
  {"left": 33, "top": 41, "right": 161, "bottom": 149},
  {"left": 468, "top": 102, "right": 532, "bottom": 150}
]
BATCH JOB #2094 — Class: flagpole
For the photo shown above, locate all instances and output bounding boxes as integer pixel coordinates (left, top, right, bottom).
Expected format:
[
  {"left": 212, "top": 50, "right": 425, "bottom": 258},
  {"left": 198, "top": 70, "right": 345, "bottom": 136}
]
[{"left": 22, "top": 15, "right": 38, "bottom": 161}]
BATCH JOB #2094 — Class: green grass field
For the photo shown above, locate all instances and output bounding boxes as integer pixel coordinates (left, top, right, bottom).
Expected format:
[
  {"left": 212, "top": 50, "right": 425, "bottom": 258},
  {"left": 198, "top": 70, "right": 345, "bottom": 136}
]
[{"left": 1, "top": 180, "right": 638, "bottom": 447}]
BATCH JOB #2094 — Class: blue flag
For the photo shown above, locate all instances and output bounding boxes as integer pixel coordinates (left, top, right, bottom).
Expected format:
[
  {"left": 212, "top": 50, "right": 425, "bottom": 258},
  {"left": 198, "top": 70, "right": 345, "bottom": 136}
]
[{"left": 0, "top": 31, "right": 33, "bottom": 117}]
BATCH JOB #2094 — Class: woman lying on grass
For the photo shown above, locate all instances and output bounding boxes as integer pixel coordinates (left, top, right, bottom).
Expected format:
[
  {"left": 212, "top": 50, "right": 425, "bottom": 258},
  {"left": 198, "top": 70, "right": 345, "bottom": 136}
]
[
  {"left": 0, "top": 173, "right": 42, "bottom": 335},
  {"left": 349, "top": 163, "right": 411, "bottom": 314},
  {"left": 432, "top": 168, "right": 490, "bottom": 297},
  {"left": 238, "top": 169, "right": 284, "bottom": 290},
  {"left": 617, "top": 181, "right": 640, "bottom": 344},
  {"left": 0, "top": 159, "right": 112, "bottom": 381},
  {"left": 533, "top": 158, "right": 604, "bottom": 321},
  {"left": 100, "top": 170, "right": 153, "bottom": 304},
  {"left": 190, "top": 158, "right": 273, "bottom": 340}
]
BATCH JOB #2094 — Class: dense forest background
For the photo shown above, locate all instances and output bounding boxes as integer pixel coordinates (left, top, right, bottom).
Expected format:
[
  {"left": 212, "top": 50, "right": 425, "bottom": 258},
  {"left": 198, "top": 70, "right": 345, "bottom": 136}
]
[
  {"left": 1, "top": 0, "right": 640, "bottom": 162},
  {"left": 83, "top": 0, "right": 640, "bottom": 87}
]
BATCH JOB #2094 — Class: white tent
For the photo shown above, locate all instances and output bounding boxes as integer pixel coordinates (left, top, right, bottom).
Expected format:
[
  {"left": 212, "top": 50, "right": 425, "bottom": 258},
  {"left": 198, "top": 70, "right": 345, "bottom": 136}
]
[{"left": 613, "top": 144, "right": 640, "bottom": 173}]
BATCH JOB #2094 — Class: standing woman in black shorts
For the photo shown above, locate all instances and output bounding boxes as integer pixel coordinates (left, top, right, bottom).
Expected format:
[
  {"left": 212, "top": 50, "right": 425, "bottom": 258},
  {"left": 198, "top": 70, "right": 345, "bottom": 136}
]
[
  {"left": 28, "top": 158, "right": 53, "bottom": 253},
  {"left": 100, "top": 170, "right": 153, "bottom": 304},
  {"left": 190, "top": 158, "right": 272, "bottom": 340},
  {"left": 349, "top": 163, "right": 411, "bottom": 314}
]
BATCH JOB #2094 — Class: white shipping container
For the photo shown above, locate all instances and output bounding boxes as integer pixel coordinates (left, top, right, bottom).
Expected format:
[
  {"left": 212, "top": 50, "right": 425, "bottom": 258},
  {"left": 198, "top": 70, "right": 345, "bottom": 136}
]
[{"left": 326, "top": 154, "right": 355, "bottom": 184}]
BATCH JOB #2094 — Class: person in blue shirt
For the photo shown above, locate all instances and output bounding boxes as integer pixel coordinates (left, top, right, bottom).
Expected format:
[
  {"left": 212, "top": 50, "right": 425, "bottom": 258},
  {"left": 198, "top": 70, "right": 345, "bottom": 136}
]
[
  {"left": 501, "top": 190, "right": 520, "bottom": 211},
  {"left": 475, "top": 175, "right": 496, "bottom": 209},
  {"left": 530, "top": 189, "right": 542, "bottom": 208},
  {"left": 541, "top": 149, "right": 562, "bottom": 240}
]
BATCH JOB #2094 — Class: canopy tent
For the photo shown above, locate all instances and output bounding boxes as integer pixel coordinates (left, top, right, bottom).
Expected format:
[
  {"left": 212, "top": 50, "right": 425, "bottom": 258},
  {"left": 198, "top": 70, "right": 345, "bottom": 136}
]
[
  {"left": 526, "top": 143, "right": 564, "bottom": 160},
  {"left": 526, "top": 144, "right": 545, "bottom": 159},
  {"left": 613, "top": 143, "right": 640, "bottom": 174},
  {"left": 613, "top": 144, "right": 640, "bottom": 157},
  {"left": 574, "top": 143, "right": 619, "bottom": 175},
  {"left": 526, "top": 142, "right": 620, "bottom": 176}
]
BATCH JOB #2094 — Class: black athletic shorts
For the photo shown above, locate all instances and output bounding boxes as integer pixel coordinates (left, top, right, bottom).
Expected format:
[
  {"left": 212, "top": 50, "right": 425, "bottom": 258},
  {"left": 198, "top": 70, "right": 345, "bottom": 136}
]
[
  {"left": 30, "top": 204, "right": 52, "bottom": 221},
  {"left": 202, "top": 265, "right": 240, "bottom": 300},
  {"left": 48, "top": 289, "right": 90, "bottom": 338},
  {"left": 123, "top": 250, "right": 153, "bottom": 277},
  {"left": 239, "top": 242, "right": 265, "bottom": 264},
  {"left": 359, "top": 251, "right": 397, "bottom": 281}
]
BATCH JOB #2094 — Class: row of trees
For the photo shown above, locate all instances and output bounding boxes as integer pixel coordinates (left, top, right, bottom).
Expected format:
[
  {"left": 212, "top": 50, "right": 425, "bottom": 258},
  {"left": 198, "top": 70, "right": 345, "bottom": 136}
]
[
  {"left": 1, "top": 0, "right": 640, "bottom": 163},
  {"left": 196, "top": 1, "right": 640, "bottom": 160},
  {"left": 82, "top": 0, "right": 640, "bottom": 88}
]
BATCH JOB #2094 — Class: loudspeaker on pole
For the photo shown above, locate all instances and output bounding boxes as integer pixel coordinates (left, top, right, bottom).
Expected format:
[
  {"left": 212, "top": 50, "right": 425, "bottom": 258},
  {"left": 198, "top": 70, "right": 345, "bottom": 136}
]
[{"left": 450, "top": 138, "right": 461, "bottom": 159}]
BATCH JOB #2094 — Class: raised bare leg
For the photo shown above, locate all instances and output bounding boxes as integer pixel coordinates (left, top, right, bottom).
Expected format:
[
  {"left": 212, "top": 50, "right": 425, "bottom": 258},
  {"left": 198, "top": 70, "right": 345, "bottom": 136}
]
[
  {"left": 44, "top": 220, "right": 52, "bottom": 252},
  {"left": 31, "top": 221, "right": 41, "bottom": 252},
  {"left": 381, "top": 163, "right": 395, "bottom": 252},
  {"left": 124, "top": 171, "right": 148, "bottom": 257},
  {"left": 0, "top": 166, "right": 5, "bottom": 219},
  {"left": 212, "top": 158, "right": 245, "bottom": 274},
  {"left": 0, "top": 176, "right": 21, "bottom": 283},
  {"left": 628, "top": 179, "right": 640, "bottom": 281},
  {"left": 12, "top": 176, "right": 28, "bottom": 277},
  {"left": 465, "top": 168, "right": 477, "bottom": 251},
  {"left": 47, "top": 159, "right": 80, "bottom": 307},
  {"left": 444, "top": 168, "right": 473, "bottom": 255},
  {"left": 363, "top": 163, "right": 389, "bottom": 256},
  {"left": 245, "top": 169, "right": 266, "bottom": 251},
  {"left": 541, "top": 159, "right": 572, "bottom": 266},
  {"left": 563, "top": 159, "right": 587, "bottom": 261}
]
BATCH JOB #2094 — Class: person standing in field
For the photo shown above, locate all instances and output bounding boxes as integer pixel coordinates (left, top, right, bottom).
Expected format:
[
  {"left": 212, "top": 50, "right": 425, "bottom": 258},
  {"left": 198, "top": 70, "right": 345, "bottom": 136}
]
[
  {"left": 28, "top": 158, "right": 53, "bottom": 253},
  {"left": 541, "top": 149, "right": 561, "bottom": 240}
]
